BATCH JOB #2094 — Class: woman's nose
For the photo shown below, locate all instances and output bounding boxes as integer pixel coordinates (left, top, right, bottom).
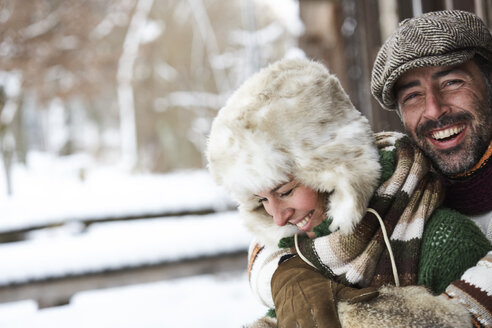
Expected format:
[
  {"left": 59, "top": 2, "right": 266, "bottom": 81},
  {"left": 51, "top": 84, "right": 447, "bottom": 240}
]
[{"left": 267, "top": 200, "right": 293, "bottom": 226}]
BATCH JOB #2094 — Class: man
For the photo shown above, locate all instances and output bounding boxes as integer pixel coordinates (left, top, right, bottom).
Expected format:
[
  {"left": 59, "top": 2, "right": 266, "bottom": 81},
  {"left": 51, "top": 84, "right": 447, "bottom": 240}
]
[
  {"left": 370, "top": 10, "right": 492, "bottom": 327},
  {"left": 248, "top": 10, "right": 492, "bottom": 328}
]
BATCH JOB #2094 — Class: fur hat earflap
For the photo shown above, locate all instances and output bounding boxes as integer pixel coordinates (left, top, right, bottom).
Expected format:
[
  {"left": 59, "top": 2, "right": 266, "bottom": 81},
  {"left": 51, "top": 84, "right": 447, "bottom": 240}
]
[{"left": 206, "top": 57, "right": 381, "bottom": 245}]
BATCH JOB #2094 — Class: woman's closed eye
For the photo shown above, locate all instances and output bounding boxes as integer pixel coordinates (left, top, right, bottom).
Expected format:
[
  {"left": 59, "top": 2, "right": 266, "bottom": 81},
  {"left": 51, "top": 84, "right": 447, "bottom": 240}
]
[{"left": 279, "top": 189, "right": 293, "bottom": 197}]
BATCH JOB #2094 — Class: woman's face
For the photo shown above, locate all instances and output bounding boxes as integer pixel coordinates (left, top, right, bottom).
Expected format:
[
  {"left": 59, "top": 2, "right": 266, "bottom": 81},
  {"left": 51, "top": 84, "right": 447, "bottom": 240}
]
[{"left": 256, "top": 179, "right": 326, "bottom": 238}]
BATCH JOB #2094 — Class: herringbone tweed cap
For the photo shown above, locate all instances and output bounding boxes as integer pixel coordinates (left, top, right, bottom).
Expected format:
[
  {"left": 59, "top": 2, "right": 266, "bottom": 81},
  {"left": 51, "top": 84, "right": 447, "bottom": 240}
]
[{"left": 371, "top": 10, "right": 492, "bottom": 111}]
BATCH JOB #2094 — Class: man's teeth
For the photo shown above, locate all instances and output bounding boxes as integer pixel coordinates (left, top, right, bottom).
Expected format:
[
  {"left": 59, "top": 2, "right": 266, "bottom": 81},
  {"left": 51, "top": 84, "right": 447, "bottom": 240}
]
[
  {"left": 431, "top": 125, "right": 464, "bottom": 140},
  {"left": 296, "top": 214, "right": 311, "bottom": 229}
]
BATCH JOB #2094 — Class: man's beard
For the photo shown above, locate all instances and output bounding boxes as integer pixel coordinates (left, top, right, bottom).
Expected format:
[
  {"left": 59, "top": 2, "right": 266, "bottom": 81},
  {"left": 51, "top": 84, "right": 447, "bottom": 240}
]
[{"left": 411, "top": 105, "right": 492, "bottom": 176}]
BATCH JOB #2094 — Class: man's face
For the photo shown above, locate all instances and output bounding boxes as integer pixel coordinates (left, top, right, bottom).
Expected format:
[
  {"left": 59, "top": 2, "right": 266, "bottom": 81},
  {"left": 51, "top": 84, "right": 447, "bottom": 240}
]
[{"left": 395, "top": 60, "right": 492, "bottom": 175}]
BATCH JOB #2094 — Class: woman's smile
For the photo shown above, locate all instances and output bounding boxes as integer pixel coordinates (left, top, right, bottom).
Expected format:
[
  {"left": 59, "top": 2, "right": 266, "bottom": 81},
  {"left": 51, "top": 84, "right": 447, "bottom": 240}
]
[{"left": 294, "top": 210, "right": 314, "bottom": 230}]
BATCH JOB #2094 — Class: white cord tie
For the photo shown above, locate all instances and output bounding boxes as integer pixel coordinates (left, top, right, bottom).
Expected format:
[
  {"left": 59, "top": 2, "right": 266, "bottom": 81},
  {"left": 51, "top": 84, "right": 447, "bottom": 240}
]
[
  {"left": 295, "top": 209, "right": 400, "bottom": 287},
  {"left": 367, "top": 207, "right": 400, "bottom": 287},
  {"left": 294, "top": 233, "right": 318, "bottom": 269}
]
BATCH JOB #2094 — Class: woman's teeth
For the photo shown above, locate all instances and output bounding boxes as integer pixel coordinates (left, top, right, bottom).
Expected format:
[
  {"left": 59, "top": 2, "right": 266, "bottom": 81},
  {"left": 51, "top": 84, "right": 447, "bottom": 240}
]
[
  {"left": 296, "top": 213, "right": 311, "bottom": 229},
  {"left": 431, "top": 125, "right": 464, "bottom": 140}
]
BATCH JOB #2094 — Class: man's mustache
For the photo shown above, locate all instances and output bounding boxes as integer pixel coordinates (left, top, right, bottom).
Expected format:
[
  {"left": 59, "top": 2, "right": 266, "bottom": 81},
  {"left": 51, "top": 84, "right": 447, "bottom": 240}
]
[{"left": 416, "top": 112, "right": 473, "bottom": 138}]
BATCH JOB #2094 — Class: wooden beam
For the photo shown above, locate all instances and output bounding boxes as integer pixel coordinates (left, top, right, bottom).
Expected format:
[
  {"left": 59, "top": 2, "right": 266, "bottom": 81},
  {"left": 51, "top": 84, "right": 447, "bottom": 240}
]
[
  {"left": 0, "top": 251, "right": 248, "bottom": 308},
  {"left": 0, "top": 208, "right": 233, "bottom": 244}
]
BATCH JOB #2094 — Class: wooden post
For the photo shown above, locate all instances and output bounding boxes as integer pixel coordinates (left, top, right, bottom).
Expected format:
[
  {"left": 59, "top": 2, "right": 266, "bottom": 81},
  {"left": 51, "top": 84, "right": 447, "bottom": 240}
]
[
  {"left": 341, "top": 0, "right": 403, "bottom": 131},
  {"left": 297, "top": 0, "right": 491, "bottom": 133},
  {"left": 397, "top": 0, "right": 414, "bottom": 19},
  {"left": 421, "top": 0, "right": 445, "bottom": 12},
  {"left": 475, "top": 0, "right": 492, "bottom": 27},
  {"left": 298, "top": 1, "right": 348, "bottom": 90},
  {"left": 450, "top": 0, "right": 475, "bottom": 11}
]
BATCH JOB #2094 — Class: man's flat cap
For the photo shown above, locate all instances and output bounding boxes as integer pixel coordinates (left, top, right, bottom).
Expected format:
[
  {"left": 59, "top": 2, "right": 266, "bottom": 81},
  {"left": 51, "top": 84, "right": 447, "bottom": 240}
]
[{"left": 371, "top": 10, "right": 492, "bottom": 111}]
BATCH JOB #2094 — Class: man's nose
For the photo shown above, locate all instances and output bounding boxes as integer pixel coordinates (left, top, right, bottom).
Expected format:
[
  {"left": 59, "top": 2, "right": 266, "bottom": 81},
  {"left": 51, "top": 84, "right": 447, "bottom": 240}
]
[{"left": 423, "top": 89, "right": 449, "bottom": 120}]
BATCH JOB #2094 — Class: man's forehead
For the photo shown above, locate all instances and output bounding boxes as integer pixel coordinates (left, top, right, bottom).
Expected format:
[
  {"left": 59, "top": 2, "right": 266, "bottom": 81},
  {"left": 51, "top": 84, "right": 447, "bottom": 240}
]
[
  {"left": 396, "top": 62, "right": 473, "bottom": 88},
  {"left": 397, "top": 66, "right": 444, "bottom": 83}
]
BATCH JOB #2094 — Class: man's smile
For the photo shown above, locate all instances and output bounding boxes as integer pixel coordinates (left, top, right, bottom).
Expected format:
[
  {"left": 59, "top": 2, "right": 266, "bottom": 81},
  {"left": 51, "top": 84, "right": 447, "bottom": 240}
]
[
  {"left": 430, "top": 124, "right": 465, "bottom": 141},
  {"left": 426, "top": 123, "right": 467, "bottom": 150}
]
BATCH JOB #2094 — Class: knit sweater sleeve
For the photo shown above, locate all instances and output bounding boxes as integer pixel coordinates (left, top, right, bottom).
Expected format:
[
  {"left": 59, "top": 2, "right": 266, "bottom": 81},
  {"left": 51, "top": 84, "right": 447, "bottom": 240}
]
[
  {"left": 418, "top": 207, "right": 492, "bottom": 294},
  {"left": 247, "top": 239, "right": 292, "bottom": 309},
  {"left": 417, "top": 207, "right": 492, "bottom": 327},
  {"left": 444, "top": 251, "right": 492, "bottom": 327}
]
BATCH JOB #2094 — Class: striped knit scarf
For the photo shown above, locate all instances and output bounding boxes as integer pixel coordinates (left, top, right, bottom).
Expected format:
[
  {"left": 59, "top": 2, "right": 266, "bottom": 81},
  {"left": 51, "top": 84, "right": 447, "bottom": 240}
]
[{"left": 295, "top": 131, "right": 444, "bottom": 288}]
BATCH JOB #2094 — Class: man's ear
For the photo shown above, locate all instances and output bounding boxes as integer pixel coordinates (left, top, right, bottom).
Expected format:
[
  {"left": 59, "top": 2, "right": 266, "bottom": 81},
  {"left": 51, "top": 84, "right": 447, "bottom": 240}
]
[
  {"left": 396, "top": 105, "right": 403, "bottom": 120},
  {"left": 394, "top": 102, "right": 404, "bottom": 122},
  {"left": 392, "top": 84, "right": 404, "bottom": 121}
]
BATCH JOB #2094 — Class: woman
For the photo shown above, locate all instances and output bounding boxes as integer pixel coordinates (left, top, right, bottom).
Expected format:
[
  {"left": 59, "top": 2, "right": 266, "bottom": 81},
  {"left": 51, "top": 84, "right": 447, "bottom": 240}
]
[{"left": 206, "top": 57, "right": 490, "bottom": 327}]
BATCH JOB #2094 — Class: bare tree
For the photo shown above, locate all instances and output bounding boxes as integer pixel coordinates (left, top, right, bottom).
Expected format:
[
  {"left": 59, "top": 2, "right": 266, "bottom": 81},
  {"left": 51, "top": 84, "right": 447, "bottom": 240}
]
[
  {"left": 0, "top": 0, "right": 302, "bottom": 175},
  {"left": 117, "top": 0, "right": 155, "bottom": 170}
]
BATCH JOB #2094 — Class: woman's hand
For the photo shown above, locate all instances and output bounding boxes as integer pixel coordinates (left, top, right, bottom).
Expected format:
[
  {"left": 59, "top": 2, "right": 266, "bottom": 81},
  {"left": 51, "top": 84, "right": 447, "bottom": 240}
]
[{"left": 271, "top": 256, "right": 378, "bottom": 328}]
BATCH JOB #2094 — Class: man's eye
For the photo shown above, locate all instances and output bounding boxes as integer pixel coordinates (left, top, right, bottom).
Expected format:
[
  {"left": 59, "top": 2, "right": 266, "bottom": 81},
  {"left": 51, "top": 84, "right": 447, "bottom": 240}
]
[
  {"left": 258, "top": 197, "right": 267, "bottom": 203},
  {"left": 443, "top": 79, "right": 463, "bottom": 88},
  {"left": 402, "top": 92, "right": 419, "bottom": 103}
]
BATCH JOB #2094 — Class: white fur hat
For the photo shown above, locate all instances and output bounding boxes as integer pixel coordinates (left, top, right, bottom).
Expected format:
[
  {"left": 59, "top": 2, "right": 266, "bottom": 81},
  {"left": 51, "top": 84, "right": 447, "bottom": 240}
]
[{"left": 206, "top": 58, "right": 381, "bottom": 245}]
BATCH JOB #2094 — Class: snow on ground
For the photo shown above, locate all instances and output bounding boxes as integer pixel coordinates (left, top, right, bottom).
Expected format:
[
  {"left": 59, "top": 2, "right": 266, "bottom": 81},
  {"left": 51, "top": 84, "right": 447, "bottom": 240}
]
[
  {"left": 0, "top": 151, "right": 234, "bottom": 233},
  {"left": 0, "top": 152, "right": 268, "bottom": 327},
  {"left": 0, "top": 271, "right": 269, "bottom": 328}
]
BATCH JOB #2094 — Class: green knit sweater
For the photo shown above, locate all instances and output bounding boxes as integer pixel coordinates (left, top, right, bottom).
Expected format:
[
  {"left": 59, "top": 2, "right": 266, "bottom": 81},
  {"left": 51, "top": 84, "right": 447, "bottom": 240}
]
[
  {"left": 378, "top": 144, "right": 491, "bottom": 293},
  {"left": 418, "top": 207, "right": 491, "bottom": 294}
]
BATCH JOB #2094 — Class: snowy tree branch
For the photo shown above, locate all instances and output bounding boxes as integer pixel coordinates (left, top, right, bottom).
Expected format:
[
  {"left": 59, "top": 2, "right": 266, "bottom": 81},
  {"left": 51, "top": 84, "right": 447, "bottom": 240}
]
[
  {"left": 187, "top": 0, "right": 231, "bottom": 93},
  {"left": 117, "top": 0, "right": 155, "bottom": 170}
]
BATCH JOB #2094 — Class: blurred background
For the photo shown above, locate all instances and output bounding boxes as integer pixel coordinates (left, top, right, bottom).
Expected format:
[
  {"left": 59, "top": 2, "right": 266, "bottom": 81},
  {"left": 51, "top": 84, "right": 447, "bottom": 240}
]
[{"left": 0, "top": 0, "right": 490, "bottom": 327}]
